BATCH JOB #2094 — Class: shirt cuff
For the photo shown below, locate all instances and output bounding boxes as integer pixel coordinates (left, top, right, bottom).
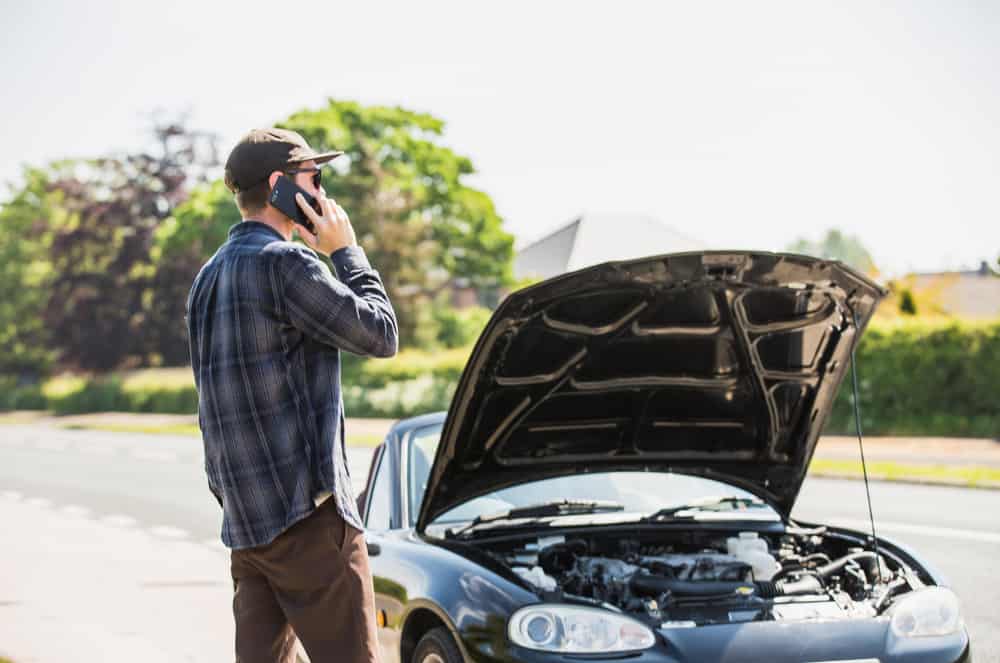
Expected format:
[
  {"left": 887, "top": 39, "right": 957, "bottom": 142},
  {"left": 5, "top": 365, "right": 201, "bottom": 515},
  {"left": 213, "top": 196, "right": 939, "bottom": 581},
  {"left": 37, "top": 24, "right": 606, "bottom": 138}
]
[{"left": 330, "top": 245, "right": 372, "bottom": 280}]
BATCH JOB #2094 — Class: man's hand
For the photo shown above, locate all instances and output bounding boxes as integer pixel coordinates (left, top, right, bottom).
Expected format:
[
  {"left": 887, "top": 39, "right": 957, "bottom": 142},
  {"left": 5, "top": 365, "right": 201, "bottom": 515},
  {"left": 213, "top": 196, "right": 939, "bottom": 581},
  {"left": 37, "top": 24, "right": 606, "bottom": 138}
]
[{"left": 295, "top": 193, "right": 357, "bottom": 255}]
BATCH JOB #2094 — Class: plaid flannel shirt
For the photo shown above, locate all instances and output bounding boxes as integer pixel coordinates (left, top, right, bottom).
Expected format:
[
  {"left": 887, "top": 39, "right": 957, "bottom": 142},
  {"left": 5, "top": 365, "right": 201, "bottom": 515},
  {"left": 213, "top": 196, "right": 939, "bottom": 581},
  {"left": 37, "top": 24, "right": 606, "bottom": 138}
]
[{"left": 186, "top": 221, "right": 397, "bottom": 549}]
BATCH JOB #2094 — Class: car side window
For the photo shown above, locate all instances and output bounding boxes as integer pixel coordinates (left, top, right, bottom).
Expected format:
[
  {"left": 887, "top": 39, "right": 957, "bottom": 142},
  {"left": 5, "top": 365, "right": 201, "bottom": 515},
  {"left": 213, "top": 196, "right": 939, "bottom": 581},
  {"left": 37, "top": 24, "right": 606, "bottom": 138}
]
[
  {"left": 407, "top": 424, "right": 443, "bottom": 525},
  {"left": 365, "top": 448, "right": 392, "bottom": 530}
]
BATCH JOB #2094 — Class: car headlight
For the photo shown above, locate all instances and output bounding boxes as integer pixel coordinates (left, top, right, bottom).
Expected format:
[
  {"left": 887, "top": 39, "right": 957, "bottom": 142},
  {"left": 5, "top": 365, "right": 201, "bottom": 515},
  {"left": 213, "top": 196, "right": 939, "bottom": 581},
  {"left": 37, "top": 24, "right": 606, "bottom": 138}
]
[
  {"left": 508, "top": 604, "right": 656, "bottom": 653},
  {"left": 889, "top": 587, "right": 963, "bottom": 638}
]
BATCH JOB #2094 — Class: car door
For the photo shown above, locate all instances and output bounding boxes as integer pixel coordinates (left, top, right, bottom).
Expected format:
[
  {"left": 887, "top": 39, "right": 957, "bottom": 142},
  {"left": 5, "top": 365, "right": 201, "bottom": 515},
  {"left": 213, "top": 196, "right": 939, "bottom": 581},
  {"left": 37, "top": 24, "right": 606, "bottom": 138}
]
[
  {"left": 359, "top": 414, "right": 447, "bottom": 663},
  {"left": 361, "top": 440, "right": 399, "bottom": 661}
]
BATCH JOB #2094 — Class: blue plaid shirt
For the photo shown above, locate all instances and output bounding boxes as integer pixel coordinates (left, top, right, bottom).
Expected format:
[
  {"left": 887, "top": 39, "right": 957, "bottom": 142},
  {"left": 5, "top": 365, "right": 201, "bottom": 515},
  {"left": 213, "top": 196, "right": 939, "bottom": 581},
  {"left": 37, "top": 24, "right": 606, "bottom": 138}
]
[{"left": 186, "top": 221, "right": 397, "bottom": 549}]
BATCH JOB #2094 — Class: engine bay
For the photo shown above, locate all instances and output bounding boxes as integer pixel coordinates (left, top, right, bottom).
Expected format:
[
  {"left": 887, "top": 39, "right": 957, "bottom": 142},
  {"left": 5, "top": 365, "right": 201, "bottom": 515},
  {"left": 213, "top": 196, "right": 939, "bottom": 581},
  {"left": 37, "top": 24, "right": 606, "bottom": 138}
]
[{"left": 481, "top": 525, "right": 927, "bottom": 627}]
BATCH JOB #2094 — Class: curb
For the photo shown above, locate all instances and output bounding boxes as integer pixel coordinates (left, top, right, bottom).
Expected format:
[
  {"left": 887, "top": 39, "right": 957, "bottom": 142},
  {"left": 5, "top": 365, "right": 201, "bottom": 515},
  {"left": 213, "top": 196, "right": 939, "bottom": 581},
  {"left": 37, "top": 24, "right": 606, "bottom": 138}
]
[{"left": 808, "top": 471, "right": 1000, "bottom": 491}]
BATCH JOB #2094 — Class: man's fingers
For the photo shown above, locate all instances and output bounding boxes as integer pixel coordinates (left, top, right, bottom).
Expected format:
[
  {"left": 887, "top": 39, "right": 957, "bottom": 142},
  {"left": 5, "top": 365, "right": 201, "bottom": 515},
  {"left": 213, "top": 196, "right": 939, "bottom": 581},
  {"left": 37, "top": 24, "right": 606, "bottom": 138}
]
[
  {"left": 295, "top": 193, "right": 321, "bottom": 221},
  {"left": 333, "top": 202, "right": 349, "bottom": 224}
]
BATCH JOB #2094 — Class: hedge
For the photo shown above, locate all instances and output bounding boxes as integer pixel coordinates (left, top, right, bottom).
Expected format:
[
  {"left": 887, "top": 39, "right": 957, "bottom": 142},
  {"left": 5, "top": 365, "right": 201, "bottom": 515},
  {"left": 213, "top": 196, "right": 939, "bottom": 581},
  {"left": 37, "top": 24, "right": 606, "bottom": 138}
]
[
  {"left": 826, "top": 319, "right": 1000, "bottom": 437},
  {"left": 1, "top": 320, "right": 997, "bottom": 437}
]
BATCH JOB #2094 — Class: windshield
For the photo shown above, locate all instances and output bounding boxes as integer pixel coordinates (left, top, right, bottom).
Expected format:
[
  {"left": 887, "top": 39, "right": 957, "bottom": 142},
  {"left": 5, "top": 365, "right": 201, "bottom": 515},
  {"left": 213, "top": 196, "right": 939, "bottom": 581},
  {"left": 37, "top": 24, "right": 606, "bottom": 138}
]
[{"left": 406, "top": 423, "right": 775, "bottom": 527}]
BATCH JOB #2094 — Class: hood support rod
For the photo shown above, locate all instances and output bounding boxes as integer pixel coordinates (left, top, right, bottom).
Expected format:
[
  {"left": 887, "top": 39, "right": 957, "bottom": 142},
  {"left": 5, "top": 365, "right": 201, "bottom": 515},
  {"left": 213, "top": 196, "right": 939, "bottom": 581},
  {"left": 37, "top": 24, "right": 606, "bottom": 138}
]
[{"left": 849, "top": 307, "right": 883, "bottom": 587}]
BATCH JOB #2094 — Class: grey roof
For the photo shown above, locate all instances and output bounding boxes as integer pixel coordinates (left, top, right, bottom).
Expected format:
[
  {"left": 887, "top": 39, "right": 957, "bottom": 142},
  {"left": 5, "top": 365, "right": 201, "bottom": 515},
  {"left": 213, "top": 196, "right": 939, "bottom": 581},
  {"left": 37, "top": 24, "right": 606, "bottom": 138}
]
[
  {"left": 909, "top": 262, "right": 1000, "bottom": 318},
  {"left": 514, "top": 213, "right": 706, "bottom": 281}
]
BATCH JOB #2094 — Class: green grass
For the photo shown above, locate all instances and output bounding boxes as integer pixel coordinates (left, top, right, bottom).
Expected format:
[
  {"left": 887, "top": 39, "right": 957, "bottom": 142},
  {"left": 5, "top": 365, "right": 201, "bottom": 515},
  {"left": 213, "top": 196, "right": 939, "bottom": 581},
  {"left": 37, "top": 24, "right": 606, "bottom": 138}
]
[
  {"left": 56, "top": 422, "right": 386, "bottom": 447},
  {"left": 61, "top": 422, "right": 201, "bottom": 436},
  {"left": 809, "top": 459, "right": 1000, "bottom": 488},
  {"left": 0, "top": 411, "right": 48, "bottom": 424}
]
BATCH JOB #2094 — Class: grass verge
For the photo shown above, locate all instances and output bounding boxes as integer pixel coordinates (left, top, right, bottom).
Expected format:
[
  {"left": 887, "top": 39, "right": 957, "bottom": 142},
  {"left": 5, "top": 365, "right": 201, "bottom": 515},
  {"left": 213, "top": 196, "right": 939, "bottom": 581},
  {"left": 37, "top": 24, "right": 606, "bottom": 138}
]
[
  {"left": 809, "top": 459, "right": 1000, "bottom": 488},
  {"left": 0, "top": 411, "right": 48, "bottom": 425},
  {"left": 61, "top": 422, "right": 201, "bottom": 436},
  {"left": 55, "top": 422, "right": 386, "bottom": 447}
]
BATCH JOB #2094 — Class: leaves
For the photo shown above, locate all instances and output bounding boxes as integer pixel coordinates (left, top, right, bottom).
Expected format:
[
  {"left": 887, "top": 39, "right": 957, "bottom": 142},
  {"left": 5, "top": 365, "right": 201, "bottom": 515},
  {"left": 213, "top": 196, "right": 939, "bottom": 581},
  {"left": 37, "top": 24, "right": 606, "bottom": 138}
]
[
  {"left": 0, "top": 119, "right": 219, "bottom": 373},
  {"left": 787, "top": 228, "right": 877, "bottom": 275},
  {"left": 167, "top": 99, "right": 515, "bottom": 347}
]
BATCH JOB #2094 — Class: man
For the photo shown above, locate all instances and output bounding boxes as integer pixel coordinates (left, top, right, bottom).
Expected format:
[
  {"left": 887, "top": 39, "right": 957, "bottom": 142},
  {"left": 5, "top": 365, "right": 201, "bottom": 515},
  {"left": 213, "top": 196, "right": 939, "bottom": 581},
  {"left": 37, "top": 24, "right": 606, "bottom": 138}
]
[{"left": 186, "top": 128, "right": 398, "bottom": 663}]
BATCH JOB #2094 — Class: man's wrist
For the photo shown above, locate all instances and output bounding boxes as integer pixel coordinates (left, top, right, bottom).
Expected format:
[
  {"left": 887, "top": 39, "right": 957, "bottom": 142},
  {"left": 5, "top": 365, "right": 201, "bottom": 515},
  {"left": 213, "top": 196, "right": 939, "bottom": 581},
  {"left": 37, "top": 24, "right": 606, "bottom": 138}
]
[{"left": 330, "top": 244, "right": 371, "bottom": 279}]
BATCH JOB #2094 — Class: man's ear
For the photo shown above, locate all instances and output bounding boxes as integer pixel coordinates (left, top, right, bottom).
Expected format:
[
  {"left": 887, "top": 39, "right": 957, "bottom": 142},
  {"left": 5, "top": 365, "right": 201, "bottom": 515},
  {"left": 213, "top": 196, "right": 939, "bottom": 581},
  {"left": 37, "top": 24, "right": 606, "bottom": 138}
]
[{"left": 267, "top": 171, "right": 283, "bottom": 189}]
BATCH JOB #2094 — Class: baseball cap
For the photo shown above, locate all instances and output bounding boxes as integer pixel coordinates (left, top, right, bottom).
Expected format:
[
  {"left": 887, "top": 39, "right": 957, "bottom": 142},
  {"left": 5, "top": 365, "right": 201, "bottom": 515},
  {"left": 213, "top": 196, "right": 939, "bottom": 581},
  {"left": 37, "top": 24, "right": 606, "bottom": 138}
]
[{"left": 223, "top": 128, "right": 343, "bottom": 193}]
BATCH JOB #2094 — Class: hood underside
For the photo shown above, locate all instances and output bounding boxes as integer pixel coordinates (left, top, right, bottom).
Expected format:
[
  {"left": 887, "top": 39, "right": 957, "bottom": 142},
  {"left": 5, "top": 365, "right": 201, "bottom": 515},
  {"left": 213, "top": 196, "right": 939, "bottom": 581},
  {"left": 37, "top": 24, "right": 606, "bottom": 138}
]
[{"left": 417, "top": 252, "right": 886, "bottom": 531}]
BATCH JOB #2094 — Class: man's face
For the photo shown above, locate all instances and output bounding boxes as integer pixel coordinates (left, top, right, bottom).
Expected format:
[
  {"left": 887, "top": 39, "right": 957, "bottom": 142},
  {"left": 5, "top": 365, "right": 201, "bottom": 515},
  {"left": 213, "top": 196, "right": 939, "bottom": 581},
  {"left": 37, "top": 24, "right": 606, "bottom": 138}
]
[{"left": 286, "top": 159, "right": 324, "bottom": 199}]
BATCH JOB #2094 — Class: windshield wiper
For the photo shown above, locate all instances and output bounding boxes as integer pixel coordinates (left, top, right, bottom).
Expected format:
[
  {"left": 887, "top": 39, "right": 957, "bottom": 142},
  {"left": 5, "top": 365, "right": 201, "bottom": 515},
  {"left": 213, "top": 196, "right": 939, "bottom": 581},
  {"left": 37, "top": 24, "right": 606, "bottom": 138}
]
[
  {"left": 447, "top": 499, "right": 625, "bottom": 538},
  {"left": 641, "top": 496, "right": 768, "bottom": 522}
]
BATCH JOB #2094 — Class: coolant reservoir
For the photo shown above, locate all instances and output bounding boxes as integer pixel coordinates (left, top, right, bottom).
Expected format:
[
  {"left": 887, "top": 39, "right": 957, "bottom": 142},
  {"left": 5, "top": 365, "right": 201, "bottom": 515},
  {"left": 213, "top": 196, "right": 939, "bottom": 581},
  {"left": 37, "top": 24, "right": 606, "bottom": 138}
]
[
  {"left": 726, "top": 532, "right": 780, "bottom": 581},
  {"left": 512, "top": 565, "right": 558, "bottom": 591}
]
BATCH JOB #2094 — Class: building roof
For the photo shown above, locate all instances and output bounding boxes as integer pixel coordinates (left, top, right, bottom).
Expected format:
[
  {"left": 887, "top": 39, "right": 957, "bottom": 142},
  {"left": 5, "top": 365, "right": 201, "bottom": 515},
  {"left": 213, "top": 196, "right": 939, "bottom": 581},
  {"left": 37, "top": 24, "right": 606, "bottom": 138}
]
[
  {"left": 909, "top": 262, "right": 1000, "bottom": 318},
  {"left": 514, "top": 213, "right": 706, "bottom": 281}
]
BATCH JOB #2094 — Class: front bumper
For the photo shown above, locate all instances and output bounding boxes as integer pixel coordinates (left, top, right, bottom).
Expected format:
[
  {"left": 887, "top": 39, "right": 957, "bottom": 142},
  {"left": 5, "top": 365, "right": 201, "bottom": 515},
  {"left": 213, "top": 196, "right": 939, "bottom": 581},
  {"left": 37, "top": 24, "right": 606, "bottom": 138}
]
[{"left": 494, "top": 619, "right": 970, "bottom": 663}]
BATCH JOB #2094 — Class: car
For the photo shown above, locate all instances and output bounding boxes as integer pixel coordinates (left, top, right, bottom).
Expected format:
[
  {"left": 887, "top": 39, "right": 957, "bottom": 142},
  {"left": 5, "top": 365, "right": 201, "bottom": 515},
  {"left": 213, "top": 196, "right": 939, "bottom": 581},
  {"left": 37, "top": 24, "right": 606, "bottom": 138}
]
[{"left": 355, "top": 251, "right": 971, "bottom": 663}]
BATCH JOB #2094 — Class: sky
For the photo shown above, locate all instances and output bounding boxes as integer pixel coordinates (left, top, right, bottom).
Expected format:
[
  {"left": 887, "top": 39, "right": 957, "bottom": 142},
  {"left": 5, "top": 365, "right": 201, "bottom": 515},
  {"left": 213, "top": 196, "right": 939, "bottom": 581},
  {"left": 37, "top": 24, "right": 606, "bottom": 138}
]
[{"left": 2, "top": 0, "right": 998, "bottom": 276}]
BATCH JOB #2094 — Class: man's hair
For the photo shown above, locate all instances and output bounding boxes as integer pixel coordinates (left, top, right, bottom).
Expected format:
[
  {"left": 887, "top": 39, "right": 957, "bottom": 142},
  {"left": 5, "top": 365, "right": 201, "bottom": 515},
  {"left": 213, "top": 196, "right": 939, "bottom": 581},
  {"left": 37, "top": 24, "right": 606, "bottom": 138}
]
[{"left": 234, "top": 179, "right": 271, "bottom": 215}]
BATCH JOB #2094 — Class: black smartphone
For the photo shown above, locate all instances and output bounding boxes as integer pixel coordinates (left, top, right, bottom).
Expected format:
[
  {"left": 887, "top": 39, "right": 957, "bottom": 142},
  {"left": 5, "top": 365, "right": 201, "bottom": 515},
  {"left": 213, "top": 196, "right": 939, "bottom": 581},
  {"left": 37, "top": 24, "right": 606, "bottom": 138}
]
[{"left": 269, "top": 175, "right": 320, "bottom": 234}]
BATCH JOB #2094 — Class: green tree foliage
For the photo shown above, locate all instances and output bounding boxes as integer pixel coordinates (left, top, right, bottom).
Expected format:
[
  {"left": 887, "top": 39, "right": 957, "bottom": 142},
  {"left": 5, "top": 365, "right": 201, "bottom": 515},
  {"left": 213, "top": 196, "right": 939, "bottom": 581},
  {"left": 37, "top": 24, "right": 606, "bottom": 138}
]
[
  {"left": 431, "top": 302, "right": 492, "bottom": 348},
  {"left": 0, "top": 121, "right": 218, "bottom": 373},
  {"left": 150, "top": 180, "right": 239, "bottom": 363},
  {"left": 787, "top": 229, "right": 877, "bottom": 274},
  {"left": 0, "top": 167, "right": 60, "bottom": 375},
  {"left": 159, "top": 99, "right": 515, "bottom": 346},
  {"left": 1, "top": 101, "right": 513, "bottom": 375}
]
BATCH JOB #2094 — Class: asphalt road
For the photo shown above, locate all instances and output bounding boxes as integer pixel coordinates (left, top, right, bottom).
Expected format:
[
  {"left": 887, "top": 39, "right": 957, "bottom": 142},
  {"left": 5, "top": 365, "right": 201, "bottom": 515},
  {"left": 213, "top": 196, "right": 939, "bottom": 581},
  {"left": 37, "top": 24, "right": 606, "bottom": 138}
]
[{"left": 1, "top": 424, "right": 997, "bottom": 660}]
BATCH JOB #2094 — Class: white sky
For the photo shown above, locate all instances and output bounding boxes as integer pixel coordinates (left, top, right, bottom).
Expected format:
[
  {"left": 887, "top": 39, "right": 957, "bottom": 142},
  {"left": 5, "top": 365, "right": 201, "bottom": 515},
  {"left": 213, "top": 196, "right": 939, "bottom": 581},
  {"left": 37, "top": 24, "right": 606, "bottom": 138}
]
[{"left": 2, "top": 0, "right": 998, "bottom": 275}]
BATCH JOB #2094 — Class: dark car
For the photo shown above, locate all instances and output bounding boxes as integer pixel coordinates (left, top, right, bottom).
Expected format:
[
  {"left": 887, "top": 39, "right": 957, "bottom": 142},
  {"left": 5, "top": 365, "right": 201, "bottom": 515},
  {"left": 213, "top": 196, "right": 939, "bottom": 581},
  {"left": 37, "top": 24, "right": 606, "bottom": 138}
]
[{"left": 356, "top": 251, "right": 970, "bottom": 663}]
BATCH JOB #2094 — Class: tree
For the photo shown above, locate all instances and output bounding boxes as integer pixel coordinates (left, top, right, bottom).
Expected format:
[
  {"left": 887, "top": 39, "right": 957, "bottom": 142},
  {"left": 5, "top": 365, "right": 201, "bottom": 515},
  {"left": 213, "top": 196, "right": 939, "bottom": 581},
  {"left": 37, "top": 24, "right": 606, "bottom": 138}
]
[
  {"left": 0, "top": 120, "right": 218, "bottom": 373},
  {"left": 898, "top": 289, "right": 918, "bottom": 315},
  {"left": 787, "top": 229, "right": 877, "bottom": 274},
  {"left": 0, "top": 167, "right": 61, "bottom": 376},
  {"left": 161, "top": 99, "right": 515, "bottom": 347}
]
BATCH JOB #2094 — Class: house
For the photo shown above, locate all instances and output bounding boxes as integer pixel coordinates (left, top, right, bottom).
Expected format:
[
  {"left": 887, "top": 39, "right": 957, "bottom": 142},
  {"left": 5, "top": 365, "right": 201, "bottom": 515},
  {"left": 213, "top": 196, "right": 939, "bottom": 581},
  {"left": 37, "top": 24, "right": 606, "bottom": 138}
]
[
  {"left": 908, "top": 261, "right": 1000, "bottom": 318},
  {"left": 514, "top": 213, "right": 706, "bottom": 281}
]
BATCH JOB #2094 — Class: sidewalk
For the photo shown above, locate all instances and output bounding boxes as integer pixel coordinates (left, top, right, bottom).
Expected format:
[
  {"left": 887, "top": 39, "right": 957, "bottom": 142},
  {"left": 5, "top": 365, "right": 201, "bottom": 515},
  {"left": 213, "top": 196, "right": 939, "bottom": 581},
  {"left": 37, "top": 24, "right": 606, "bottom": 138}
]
[
  {"left": 814, "top": 435, "right": 1000, "bottom": 468},
  {"left": 0, "top": 496, "right": 233, "bottom": 663}
]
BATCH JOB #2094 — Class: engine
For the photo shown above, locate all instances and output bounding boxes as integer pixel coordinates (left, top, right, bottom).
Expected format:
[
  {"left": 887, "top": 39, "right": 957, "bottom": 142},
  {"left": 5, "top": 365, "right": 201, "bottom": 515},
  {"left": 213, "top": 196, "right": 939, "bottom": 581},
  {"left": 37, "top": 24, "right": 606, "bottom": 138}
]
[{"left": 487, "top": 528, "right": 922, "bottom": 626}]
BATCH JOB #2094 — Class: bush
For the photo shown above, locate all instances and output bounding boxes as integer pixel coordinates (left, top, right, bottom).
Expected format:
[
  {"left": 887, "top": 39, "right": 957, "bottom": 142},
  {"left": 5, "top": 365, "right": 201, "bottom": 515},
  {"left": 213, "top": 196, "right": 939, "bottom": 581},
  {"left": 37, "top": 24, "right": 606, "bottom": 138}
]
[
  {"left": 3, "top": 319, "right": 996, "bottom": 437},
  {"left": 1, "top": 352, "right": 467, "bottom": 419},
  {"left": 432, "top": 306, "right": 491, "bottom": 348},
  {"left": 31, "top": 369, "right": 199, "bottom": 415},
  {"left": 0, "top": 375, "right": 46, "bottom": 410},
  {"left": 826, "top": 319, "right": 1000, "bottom": 437},
  {"left": 342, "top": 348, "right": 469, "bottom": 391},
  {"left": 343, "top": 375, "right": 458, "bottom": 418}
]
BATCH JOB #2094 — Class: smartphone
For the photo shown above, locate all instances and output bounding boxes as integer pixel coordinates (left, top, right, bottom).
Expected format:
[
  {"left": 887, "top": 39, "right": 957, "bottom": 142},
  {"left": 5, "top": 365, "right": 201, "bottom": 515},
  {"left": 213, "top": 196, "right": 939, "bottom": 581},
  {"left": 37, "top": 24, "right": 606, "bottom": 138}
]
[{"left": 269, "top": 175, "right": 320, "bottom": 234}]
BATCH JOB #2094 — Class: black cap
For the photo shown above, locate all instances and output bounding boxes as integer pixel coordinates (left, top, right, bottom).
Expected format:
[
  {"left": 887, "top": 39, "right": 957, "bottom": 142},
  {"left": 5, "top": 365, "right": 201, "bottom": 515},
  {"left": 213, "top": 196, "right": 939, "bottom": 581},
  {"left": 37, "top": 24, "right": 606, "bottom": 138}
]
[{"left": 223, "top": 128, "right": 343, "bottom": 193}]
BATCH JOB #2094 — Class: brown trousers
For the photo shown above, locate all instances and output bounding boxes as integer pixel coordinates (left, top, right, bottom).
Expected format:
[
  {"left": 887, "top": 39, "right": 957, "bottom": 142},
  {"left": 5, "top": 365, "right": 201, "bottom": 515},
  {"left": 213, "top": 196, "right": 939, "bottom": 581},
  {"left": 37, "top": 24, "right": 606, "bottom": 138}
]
[{"left": 230, "top": 498, "right": 379, "bottom": 663}]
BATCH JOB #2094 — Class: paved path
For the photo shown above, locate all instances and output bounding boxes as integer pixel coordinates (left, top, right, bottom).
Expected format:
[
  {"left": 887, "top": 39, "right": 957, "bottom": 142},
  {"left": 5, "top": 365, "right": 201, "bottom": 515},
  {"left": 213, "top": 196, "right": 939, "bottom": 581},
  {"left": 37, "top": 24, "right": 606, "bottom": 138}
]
[{"left": 0, "top": 424, "right": 997, "bottom": 661}]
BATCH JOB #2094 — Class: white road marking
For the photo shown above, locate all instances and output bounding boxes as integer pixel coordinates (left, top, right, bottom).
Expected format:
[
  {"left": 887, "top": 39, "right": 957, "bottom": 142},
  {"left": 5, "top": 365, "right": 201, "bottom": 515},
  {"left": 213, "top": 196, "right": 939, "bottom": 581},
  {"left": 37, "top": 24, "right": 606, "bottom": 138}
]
[
  {"left": 2, "top": 490, "right": 23, "bottom": 501},
  {"left": 101, "top": 514, "right": 138, "bottom": 528},
  {"left": 150, "top": 525, "right": 190, "bottom": 539},
  {"left": 829, "top": 518, "right": 1000, "bottom": 545},
  {"left": 25, "top": 497, "right": 51, "bottom": 508}
]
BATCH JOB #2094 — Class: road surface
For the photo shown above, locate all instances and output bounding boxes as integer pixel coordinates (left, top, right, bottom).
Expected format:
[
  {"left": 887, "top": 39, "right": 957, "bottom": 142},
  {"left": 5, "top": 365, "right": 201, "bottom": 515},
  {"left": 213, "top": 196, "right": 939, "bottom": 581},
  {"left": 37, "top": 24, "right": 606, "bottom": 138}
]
[{"left": 0, "top": 424, "right": 996, "bottom": 660}]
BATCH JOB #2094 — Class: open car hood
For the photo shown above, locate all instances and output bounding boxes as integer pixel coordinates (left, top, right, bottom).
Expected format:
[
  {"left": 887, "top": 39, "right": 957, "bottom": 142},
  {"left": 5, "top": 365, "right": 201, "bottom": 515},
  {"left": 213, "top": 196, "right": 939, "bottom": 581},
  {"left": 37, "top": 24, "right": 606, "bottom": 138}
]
[{"left": 416, "top": 252, "right": 886, "bottom": 531}]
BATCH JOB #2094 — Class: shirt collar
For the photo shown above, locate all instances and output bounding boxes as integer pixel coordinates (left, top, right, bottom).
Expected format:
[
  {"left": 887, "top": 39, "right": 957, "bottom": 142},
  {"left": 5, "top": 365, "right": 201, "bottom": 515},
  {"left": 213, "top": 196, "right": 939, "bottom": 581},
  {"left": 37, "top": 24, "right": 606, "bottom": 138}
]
[{"left": 228, "top": 220, "right": 286, "bottom": 242}]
